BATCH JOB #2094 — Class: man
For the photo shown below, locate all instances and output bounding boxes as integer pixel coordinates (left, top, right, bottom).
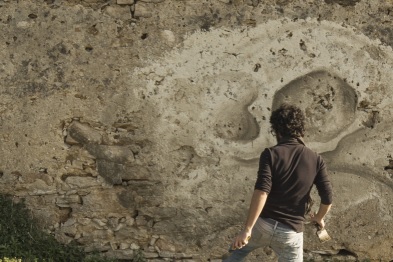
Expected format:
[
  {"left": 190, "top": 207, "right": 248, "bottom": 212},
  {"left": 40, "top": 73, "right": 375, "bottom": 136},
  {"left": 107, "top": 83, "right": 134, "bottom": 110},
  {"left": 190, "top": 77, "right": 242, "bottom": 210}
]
[{"left": 223, "top": 104, "right": 333, "bottom": 262}]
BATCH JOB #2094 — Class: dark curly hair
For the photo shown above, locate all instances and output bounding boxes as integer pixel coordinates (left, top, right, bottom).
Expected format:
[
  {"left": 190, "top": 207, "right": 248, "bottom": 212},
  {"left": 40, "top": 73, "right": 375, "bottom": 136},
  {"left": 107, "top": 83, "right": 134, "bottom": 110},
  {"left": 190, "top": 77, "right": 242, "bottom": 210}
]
[{"left": 270, "top": 103, "right": 305, "bottom": 138}]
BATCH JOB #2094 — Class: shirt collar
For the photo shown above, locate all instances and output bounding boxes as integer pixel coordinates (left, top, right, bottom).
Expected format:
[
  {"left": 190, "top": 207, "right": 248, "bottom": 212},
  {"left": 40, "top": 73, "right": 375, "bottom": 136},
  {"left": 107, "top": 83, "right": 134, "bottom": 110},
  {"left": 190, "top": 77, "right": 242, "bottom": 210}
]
[{"left": 277, "top": 136, "right": 305, "bottom": 146}]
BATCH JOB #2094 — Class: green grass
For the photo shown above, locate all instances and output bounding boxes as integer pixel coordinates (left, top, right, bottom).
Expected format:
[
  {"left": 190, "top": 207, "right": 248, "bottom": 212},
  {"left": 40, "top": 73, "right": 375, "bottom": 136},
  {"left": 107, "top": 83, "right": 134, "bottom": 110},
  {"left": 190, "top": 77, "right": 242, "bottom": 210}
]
[
  {"left": 0, "top": 194, "right": 118, "bottom": 262},
  {"left": 131, "top": 250, "right": 146, "bottom": 262}
]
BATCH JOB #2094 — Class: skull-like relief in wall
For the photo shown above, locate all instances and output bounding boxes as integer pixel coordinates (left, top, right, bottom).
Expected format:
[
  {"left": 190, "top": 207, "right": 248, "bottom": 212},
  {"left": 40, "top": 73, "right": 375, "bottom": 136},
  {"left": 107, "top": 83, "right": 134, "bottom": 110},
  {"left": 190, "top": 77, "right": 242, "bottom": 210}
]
[
  {"left": 62, "top": 18, "right": 393, "bottom": 257},
  {"left": 126, "top": 18, "right": 393, "bottom": 252}
]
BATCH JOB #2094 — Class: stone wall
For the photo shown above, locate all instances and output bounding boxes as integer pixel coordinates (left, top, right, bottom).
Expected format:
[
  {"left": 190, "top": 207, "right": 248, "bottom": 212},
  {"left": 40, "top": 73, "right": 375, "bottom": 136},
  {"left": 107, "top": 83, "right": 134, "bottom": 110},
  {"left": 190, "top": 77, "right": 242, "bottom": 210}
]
[{"left": 1, "top": 0, "right": 393, "bottom": 261}]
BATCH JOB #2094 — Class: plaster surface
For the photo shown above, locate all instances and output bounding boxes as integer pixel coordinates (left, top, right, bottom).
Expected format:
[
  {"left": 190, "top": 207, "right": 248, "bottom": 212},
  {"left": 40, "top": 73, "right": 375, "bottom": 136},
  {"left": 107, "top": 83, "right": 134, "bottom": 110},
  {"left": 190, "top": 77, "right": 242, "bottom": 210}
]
[{"left": 1, "top": 0, "right": 393, "bottom": 261}]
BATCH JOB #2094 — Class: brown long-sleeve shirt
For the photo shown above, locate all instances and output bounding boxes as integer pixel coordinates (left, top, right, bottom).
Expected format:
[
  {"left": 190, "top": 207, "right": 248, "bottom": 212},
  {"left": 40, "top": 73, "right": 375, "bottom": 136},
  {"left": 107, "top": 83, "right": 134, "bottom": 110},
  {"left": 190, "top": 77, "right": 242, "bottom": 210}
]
[{"left": 254, "top": 137, "right": 333, "bottom": 232}]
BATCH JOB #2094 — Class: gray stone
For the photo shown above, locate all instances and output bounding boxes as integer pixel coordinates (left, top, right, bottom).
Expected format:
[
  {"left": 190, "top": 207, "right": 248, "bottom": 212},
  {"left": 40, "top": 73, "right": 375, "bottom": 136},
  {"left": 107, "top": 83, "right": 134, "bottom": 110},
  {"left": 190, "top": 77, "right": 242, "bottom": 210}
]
[
  {"left": 56, "top": 194, "right": 82, "bottom": 207},
  {"left": 117, "top": 0, "right": 134, "bottom": 4},
  {"left": 142, "top": 251, "right": 159, "bottom": 258},
  {"left": 161, "top": 30, "right": 175, "bottom": 43},
  {"left": 140, "top": 0, "right": 165, "bottom": 2},
  {"left": 64, "top": 135, "right": 80, "bottom": 145},
  {"left": 118, "top": 181, "right": 164, "bottom": 208},
  {"left": 139, "top": 207, "right": 177, "bottom": 221},
  {"left": 96, "top": 160, "right": 123, "bottom": 185},
  {"left": 134, "top": 2, "right": 152, "bottom": 18},
  {"left": 67, "top": 121, "right": 102, "bottom": 145},
  {"left": 64, "top": 176, "right": 100, "bottom": 189},
  {"left": 159, "top": 251, "right": 174, "bottom": 258},
  {"left": 62, "top": 218, "right": 76, "bottom": 227},
  {"left": 96, "top": 159, "right": 150, "bottom": 185},
  {"left": 115, "top": 227, "right": 149, "bottom": 243},
  {"left": 103, "top": 5, "right": 132, "bottom": 20},
  {"left": 86, "top": 144, "right": 134, "bottom": 163},
  {"left": 105, "top": 249, "right": 134, "bottom": 259},
  {"left": 119, "top": 243, "right": 129, "bottom": 249},
  {"left": 92, "top": 218, "right": 108, "bottom": 227},
  {"left": 155, "top": 238, "right": 176, "bottom": 252}
]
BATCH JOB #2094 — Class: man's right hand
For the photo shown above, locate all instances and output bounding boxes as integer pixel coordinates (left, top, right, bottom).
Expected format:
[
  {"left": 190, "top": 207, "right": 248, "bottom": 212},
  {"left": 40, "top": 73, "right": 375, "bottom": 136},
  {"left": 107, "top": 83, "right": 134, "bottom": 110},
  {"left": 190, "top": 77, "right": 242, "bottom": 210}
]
[{"left": 231, "top": 229, "right": 251, "bottom": 250}]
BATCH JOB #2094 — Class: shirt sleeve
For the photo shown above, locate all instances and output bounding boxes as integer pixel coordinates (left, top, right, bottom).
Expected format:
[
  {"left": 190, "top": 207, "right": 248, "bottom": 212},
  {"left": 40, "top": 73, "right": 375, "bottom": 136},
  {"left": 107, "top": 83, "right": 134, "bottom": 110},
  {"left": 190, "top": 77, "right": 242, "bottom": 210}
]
[
  {"left": 254, "top": 148, "right": 272, "bottom": 193},
  {"left": 314, "top": 155, "right": 333, "bottom": 205}
]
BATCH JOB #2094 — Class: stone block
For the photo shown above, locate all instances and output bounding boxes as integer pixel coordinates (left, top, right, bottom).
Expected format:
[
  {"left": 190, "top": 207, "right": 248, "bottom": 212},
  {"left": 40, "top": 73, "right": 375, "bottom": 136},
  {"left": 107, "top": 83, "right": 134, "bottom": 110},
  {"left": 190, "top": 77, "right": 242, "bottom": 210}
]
[
  {"left": 96, "top": 159, "right": 151, "bottom": 185},
  {"left": 78, "top": 218, "right": 92, "bottom": 226},
  {"left": 67, "top": 121, "right": 102, "bottom": 145},
  {"left": 118, "top": 182, "right": 163, "bottom": 208},
  {"left": 142, "top": 251, "right": 159, "bottom": 258},
  {"left": 161, "top": 30, "right": 175, "bottom": 43},
  {"left": 140, "top": 0, "right": 165, "bottom": 2},
  {"left": 86, "top": 144, "right": 134, "bottom": 163},
  {"left": 134, "top": 2, "right": 152, "bottom": 18},
  {"left": 130, "top": 243, "right": 140, "bottom": 250},
  {"left": 139, "top": 207, "right": 177, "bottom": 221},
  {"left": 105, "top": 249, "right": 134, "bottom": 260},
  {"left": 62, "top": 218, "right": 76, "bottom": 227},
  {"left": 158, "top": 251, "right": 175, "bottom": 258},
  {"left": 96, "top": 160, "right": 124, "bottom": 185},
  {"left": 155, "top": 238, "right": 176, "bottom": 252},
  {"left": 104, "top": 5, "right": 132, "bottom": 20},
  {"left": 115, "top": 227, "right": 149, "bottom": 243},
  {"left": 64, "top": 176, "right": 99, "bottom": 189},
  {"left": 119, "top": 243, "right": 130, "bottom": 250},
  {"left": 93, "top": 218, "right": 108, "bottom": 227},
  {"left": 117, "top": 0, "right": 134, "bottom": 4},
  {"left": 77, "top": 189, "right": 129, "bottom": 214},
  {"left": 65, "top": 135, "right": 80, "bottom": 145},
  {"left": 56, "top": 194, "right": 82, "bottom": 207},
  {"left": 26, "top": 179, "right": 57, "bottom": 195}
]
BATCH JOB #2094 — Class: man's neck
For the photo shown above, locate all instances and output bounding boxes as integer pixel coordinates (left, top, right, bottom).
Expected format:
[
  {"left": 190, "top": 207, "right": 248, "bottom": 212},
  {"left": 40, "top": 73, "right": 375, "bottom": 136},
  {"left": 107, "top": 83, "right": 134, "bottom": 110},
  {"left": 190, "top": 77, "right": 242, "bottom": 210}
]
[{"left": 276, "top": 135, "right": 305, "bottom": 145}]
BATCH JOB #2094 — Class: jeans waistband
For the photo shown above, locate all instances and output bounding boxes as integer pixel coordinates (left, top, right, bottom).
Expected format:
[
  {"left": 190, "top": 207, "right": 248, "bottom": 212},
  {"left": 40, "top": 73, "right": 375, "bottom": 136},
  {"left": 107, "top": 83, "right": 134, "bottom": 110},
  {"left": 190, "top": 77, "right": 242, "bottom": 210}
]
[{"left": 262, "top": 217, "right": 293, "bottom": 230}]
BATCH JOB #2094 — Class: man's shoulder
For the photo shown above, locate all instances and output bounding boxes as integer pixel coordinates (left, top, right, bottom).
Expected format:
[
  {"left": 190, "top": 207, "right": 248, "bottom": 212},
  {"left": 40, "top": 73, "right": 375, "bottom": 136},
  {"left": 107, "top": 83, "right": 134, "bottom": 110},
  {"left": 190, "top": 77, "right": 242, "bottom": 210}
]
[
  {"left": 302, "top": 144, "right": 322, "bottom": 157},
  {"left": 271, "top": 143, "right": 321, "bottom": 158},
  {"left": 302, "top": 146, "right": 326, "bottom": 165}
]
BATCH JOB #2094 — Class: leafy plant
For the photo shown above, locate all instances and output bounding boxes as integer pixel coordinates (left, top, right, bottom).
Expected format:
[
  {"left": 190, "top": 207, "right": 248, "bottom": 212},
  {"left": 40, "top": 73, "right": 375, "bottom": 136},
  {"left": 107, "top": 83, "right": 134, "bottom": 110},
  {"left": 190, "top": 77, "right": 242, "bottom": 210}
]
[
  {"left": 0, "top": 258, "right": 23, "bottom": 262},
  {"left": 131, "top": 250, "right": 146, "bottom": 262},
  {"left": 0, "top": 194, "right": 117, "bottom": 262}
]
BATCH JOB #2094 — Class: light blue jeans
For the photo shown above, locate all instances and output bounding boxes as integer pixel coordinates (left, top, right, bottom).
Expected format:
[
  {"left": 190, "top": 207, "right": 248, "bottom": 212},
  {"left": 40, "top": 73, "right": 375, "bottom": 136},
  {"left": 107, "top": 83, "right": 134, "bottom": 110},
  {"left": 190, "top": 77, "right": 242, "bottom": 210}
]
[{"left": 223, "top": 218, "right": 303, "bottom": 262}]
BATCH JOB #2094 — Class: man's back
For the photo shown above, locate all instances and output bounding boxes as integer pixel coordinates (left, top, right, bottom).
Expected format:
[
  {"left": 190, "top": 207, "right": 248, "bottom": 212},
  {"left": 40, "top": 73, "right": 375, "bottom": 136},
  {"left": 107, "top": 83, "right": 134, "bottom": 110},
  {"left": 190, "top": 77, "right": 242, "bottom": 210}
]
[
  {"left": 223, "top": 104, "right": 333, "bottom": 262},
  {"left": 255, "top": 137, "right": 332, "bottom": 232}
]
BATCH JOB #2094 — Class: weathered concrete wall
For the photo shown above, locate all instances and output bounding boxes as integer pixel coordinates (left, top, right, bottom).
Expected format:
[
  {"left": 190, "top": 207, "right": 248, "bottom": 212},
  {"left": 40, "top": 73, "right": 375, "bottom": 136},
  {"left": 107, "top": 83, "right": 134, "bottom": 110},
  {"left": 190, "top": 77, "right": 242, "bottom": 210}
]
[{"left": 1, "top": 0, "right": 393, "bottom": 261}]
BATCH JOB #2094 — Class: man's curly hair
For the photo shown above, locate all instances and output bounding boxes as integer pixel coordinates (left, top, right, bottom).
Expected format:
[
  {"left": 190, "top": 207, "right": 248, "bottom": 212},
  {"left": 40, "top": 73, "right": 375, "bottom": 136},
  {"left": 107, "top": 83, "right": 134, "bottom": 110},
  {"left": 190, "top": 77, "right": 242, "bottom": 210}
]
[{"left": 270, "top": 103, "right": 305, "bottom": 138}]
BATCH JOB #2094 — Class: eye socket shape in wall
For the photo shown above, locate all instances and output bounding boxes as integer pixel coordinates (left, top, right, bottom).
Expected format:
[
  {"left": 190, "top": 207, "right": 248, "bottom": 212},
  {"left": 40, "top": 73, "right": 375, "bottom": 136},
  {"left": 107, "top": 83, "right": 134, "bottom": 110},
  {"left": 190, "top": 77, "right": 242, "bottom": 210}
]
[{"left": 272, "top": 70, "right": 358, "bottom": 143}]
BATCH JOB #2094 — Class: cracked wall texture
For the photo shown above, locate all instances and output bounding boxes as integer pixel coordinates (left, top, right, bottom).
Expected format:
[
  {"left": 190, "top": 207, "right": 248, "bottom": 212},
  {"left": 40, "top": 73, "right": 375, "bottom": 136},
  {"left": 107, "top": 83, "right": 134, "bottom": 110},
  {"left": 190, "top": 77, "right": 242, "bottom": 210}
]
[{"left": 1, "top": 0, "right": 393, "bottom": 261}]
